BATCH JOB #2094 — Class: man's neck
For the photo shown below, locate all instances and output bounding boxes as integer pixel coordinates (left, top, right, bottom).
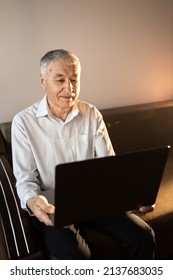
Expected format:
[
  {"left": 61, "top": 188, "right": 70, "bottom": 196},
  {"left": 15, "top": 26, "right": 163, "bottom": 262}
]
[{"left": 50, "top": 105, "right": 72, "bottom": 121}]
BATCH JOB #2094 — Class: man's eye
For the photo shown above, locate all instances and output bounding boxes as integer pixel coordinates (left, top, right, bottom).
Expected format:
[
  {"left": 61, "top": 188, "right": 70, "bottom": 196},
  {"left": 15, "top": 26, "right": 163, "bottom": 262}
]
[
  {"left": 56, "top": 79, "right": 65, "bottom": 83},
  {"left": 71, "top": 79, "right": 78, "bottom": 84}
]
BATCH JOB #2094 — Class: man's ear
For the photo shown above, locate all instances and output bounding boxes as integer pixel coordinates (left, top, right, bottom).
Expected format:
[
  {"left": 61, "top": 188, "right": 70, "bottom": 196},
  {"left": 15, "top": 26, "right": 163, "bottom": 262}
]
[{"left": 40, "top": 74, "right": 46, "bottom": 90}]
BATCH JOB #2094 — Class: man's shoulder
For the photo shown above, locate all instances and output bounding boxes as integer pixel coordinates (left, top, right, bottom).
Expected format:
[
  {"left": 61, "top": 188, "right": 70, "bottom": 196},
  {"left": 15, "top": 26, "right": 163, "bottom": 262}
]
[
  {"left": 77, "top": 100, "right": 102, "bottom": 116},
  {"left": 77, "top": 100, "right": 99, "bottom": 111}
]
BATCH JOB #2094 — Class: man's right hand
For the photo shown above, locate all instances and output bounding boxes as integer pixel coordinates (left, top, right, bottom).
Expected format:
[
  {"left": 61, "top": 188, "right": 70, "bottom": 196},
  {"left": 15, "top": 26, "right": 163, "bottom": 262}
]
[{"left": 27, "top": 195, "right": 55, "bottom": 226}]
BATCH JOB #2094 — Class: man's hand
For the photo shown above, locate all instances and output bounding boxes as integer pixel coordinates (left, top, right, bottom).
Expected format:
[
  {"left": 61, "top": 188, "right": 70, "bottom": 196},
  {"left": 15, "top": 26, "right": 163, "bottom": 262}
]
[{"left": 27, "top": 195, "right": 55, "bottom": 226}]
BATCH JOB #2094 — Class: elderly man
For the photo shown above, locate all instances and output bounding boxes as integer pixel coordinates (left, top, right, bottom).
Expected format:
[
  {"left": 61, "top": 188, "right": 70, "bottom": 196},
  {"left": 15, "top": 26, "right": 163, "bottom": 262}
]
[{"left": 12, "top": 49, "right": 155, "bottom": 259}]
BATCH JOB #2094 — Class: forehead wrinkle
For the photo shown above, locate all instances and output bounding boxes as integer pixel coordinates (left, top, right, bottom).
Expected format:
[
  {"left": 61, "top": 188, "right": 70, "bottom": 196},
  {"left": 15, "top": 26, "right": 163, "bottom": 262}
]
[
  {"left": 45, "top": 66, "right": 66, "bottom": 79},
  {"left": 45, "top": 60, "right": 80, "bottom": 80},
  {"left": 54, "top": 73, "right": 65, "bottom": 77}
]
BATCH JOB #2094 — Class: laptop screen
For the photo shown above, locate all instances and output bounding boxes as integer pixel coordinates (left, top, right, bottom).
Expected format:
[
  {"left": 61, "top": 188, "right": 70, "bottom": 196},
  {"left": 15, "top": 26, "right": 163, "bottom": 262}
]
[{"left": 54, "top": 146, "right": 170, "bottom": 226}]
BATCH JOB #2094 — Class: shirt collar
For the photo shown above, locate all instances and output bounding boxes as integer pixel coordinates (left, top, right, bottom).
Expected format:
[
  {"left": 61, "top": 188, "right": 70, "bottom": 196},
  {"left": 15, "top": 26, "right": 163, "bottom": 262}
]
[
  {"left": 36, "top": 95, "right": 49, "bottom": 118},
  {"left": 36, "top": 95, "right": 80, "bottom": 121}
]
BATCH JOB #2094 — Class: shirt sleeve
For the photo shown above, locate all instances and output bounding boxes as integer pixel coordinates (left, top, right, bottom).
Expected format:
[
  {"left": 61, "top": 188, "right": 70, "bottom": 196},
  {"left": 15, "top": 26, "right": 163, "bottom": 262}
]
[
  {"left": 94, "top": 109, "right": 115, "bottom": 157},
  {"left": 12, "top": 115, "right": 41, "bottom": 210}
]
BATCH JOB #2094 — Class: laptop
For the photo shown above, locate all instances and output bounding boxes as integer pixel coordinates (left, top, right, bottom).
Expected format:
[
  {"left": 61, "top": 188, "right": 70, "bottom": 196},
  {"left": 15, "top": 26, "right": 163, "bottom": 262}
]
[{"left": 52, "top": 146, "right": 170, "bottom": 227}]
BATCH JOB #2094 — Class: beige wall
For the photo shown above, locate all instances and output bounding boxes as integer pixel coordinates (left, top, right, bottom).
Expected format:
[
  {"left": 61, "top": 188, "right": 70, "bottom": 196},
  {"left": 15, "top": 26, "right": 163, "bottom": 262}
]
[{"left": 0, "top": 0, "right": 173, "bottom": 122}]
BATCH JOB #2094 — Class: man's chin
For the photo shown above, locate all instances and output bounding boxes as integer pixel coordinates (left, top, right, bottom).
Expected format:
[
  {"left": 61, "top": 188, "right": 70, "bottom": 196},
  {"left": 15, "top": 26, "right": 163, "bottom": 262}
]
[{"left": 60, "top": 100, "right": 75, "bottom": 109}]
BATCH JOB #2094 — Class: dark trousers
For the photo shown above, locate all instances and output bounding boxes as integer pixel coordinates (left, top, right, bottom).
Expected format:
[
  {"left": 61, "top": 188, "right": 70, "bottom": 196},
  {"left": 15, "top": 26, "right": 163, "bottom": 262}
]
[{"left": 31, "top": 212, "right": 155, "bottom": 260}]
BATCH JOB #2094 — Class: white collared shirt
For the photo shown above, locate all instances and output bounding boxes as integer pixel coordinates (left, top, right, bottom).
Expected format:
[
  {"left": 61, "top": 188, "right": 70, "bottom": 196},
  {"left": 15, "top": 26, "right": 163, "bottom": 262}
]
[{"left": 12, "top": 95, "right": 115, "bottom": 209}]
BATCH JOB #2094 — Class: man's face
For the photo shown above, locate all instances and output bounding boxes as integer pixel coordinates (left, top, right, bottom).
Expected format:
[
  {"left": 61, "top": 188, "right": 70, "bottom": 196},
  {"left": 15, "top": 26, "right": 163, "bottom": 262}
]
[{"left": 40, "top": 59, "right": 80, "bottom": 112}]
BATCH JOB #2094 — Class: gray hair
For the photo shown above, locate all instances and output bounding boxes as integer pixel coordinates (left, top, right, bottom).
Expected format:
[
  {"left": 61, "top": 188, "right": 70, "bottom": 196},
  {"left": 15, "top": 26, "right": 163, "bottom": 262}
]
[{"left": 40, "top": 49, "right": 81, "bottom": 76}]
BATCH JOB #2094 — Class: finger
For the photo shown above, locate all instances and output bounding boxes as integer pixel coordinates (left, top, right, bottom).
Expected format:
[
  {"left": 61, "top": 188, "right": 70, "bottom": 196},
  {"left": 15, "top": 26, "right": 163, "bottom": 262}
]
[
  {"left": 35, "top": 195, "right": 55, "bottom": 214},
  {"left": 35, "top": 207, "right": 54, "bottom": 226}
]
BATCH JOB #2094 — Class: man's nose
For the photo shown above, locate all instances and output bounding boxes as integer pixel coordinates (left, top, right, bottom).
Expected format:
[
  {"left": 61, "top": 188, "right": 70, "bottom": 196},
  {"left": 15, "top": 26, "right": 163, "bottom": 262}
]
[{"left": 64, "top": 80, "right": 73, "bottom": 92}]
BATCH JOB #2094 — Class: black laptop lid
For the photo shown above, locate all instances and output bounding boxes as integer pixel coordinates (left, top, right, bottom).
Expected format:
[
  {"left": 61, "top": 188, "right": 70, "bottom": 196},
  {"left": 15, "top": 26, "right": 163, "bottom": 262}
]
[{"left": 54, "top": 146, "right": 170, "bottom": 227}]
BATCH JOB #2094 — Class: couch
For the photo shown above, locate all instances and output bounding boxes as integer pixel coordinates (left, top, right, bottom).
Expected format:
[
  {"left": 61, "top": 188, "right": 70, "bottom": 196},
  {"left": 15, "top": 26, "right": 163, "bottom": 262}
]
[{"left": 1, "top": 99, "right": 173, "bottom": 259}]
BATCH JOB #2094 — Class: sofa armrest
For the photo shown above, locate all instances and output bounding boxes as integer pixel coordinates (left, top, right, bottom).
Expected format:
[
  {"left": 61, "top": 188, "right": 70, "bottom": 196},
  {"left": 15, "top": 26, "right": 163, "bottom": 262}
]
[{"left": 0, "top": 154, "right": 46, "bottom": 259}]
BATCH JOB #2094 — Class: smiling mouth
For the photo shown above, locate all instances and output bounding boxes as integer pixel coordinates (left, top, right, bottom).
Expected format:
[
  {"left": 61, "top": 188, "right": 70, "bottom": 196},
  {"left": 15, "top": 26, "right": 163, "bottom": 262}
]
[
  {"left": 60, "top": 92, "right": 75, "bottom": 97},
  {"left": 60, "top": 96, "right": 72, "bottom": 99},
  {"left": 59, "top": 95, "right": 75, "bottom": 102}
]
